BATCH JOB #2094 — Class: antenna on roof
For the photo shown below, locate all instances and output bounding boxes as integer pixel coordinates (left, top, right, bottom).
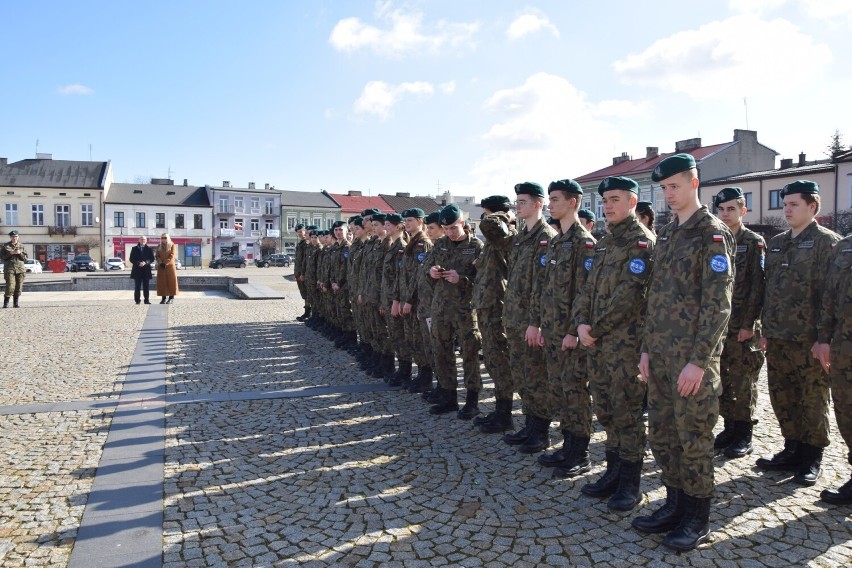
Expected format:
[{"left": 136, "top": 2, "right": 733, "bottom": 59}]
[
  {"left": 167, "top": 165, "right": 173, "bottom": 180},
  {"left": 89, "top": 144, "right": 93, "bottom": 161},
  {"left": 744, "top": 97, "right": 749, "bottom": 129},
  {"left": 436, "top": 178, "right": 441, "bottom": 193},
  {"left": 35, "top": 139, "right": 39, "bottom": 157}
]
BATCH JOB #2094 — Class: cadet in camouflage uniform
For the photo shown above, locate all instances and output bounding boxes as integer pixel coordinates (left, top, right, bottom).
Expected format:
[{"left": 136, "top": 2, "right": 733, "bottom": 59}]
[
  {"left": 502, "top": 182, "right": 558, "bottom": 453},
  {"left": 633, "top": 154, "right": 735, "bottom": 552},
  {"left": 364, "top": 214, "right": 394, "bottom": 378},
  {"left": 315, "top": 231, "right": 333, "bottom": 333},
  {"left": 355, "top": 211, "right": 381, "bottom": 372},
  {"left": 535, "top": 180, "right": 596, "bottom": 478},
  {"left": 303, "top": 228, "right": 322, "bottom": 328},
  {"left": 331, "top": 221, "right": 356, "bottom": 349},
  {"left": 382, "top": 214, "right": 410, "bottom": 385},
  {"left": 347, "top": 216, "right": 367, "bottom": 356},
  {"left": 399, "top": 208, "right": 432, "bottom": 391},
  {"left": 414, "top": 211, "right": 444, "bottom": 395},
  {"left": 294, "top": 224, "right": 310, "bottom": 321},
  {"left": 579, "top": 209, "right": 597, "bottom": 233},
  {"left": 636, "top": 201, "right": 656, "bottom": 234},
  {"left": 426, "top": 204, "right": 483, "bottom": 415},
  {"left": 2, "top": 230, "right": 28, "bottom": 308},
  {"left": 816, "top": 234, "right": 852, "bottom": 505},
  {"left": 756, "top": 180, "right": 841, "bottom": 486},
  {"left": 712, "top": 187, "right": 766, "bottom": 459},
  {"left": 574, "top": 176, "right": 655, "bottom": 511},
  {"left": 473, "top": 196, "right": 517, "bottom": 432}
]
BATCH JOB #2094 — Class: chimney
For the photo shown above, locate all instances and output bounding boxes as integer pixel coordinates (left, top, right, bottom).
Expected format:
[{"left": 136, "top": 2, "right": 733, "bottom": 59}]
[
  {"left": 223, "top": 181, "right": 230, "bottom": 188},
  {"left": 798, "top": 152, "right": 807, "bottom": 167},
  {"left": 183, "top": 178, "right": 188, "bottom": 186},
  {"left": 150, "top": 178, "right": 174, "bottom": 185},
  {"left": 396, "top": 192, "right": 411, "bottom": 197},
  {"left": 264, "top": 183, "right": 269, "bottom": 190},
  {"left": 36, "top": 153, "right": 53, "bottom": 160},
  {"left": 734, "top": 129, "right": 757, "bottom": 143},
  {"left": 348, "top": 190, "right": 362, "bottom": 196},
  {"left": 646, "top": 147, "right": 659, "bottom": 160},
  {"left": 0, "top": 158, "right": 7, "bottom": 166},
  {"left": 248, "top": 182, "right": 255, "bottom": 189},
  {"left": 675, "top": 138, "right": 702, "bottom": 152},
  {"left": 612, "top": 152, "right": 631, "bottom": 166},
  {"left": 780, "top": 158, "right": 793, "bottom": 169}
]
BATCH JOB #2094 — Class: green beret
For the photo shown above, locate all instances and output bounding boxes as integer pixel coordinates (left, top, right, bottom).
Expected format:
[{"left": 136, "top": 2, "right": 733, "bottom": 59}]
[
  {"left": 514, "top": 182, "right": 545, "bottom": 198},
  {"left": 651, "top": 153, "right": 696, "bottom": 182},
  {"left": 578, "top": 209, "right": 596, "bottom": 223},
  {"left": 385, "top": 213, "right": 404, "bottom": 225},
  {"left": 780, "top": 180, "right": 819, "bottom": 197},
  {"left": 371, "top": 213, "right": 387, "bottom": 223},
  {"left": 9, "top": 230, "right": 19, "bottom": 236},
  {"left": 352, "top": 216, "right": 365, "bottom": 227},
  {"left": 401, "top": 208, "right": 425, "bottom": 219},
  {"left": 548, "top": 179, "right": 583, "bottom": 195},
  {"left": 713, "top": 187, "right": 744, "bottom": 208},
  {"left": 362, "top": 208, "right": 381, "bottom": 217},
  {"left": 332, "top": 220, "right": 346, "bottom": 229},
  {"left": 306, "top": 225, "right": 318, "bottom": 231},
  {"left": 295, "top": 224, "right": 305, "bottom": 231},
  {"left": 439, "top": 203, "right": 462, "bottom": 225},
  {"left": 598, "top": 176, "right": 639, "bottom": 195},
  {"left": 424, "top": 211, "right": 442, "bottom": 225},
  {"left": 347, "top": 215, "right": 360, "bottom": 224},
  {"left": 480, "top": 195, "right": 512, "bottom": 212},
  {"left": 636, "top": 201, "right": 654, "bottom": 215}
]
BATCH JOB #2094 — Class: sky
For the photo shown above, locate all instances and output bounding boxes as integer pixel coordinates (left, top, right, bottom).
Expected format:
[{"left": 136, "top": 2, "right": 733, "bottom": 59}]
[{"left": 1, "top": 0, "right": 850, "bottom": 202}]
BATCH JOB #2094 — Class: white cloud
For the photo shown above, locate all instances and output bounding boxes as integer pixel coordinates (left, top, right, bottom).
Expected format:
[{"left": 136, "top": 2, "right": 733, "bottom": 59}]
[
  {"left": 438, "top": 80, "right": 456, "bottom": 95},
  {"left": 506, "top": 11, "right": 559, "bottom": 40},
  {"left": 727, "top": 0, "right": 787, "bottom": 14},
  {"left": 800, "top": 0, "right": 852, "bottom": 26},
  {"left": 613, "top": 14, "right": 832, "bottom": 100},
  {"left": 329, "top": 5, "right": 478, "bottom": 58},
  {"left": 353, "top": 80, "right": 434, "bottom": 121},
  {"left": 58, "top": 84, "right": 94, "bottom": 95},
  {"left": 451, "top": 73, "right": 625, "bottom": 197}
]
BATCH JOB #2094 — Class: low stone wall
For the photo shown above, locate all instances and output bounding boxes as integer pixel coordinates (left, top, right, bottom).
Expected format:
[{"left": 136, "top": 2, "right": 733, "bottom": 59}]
[{"left": 3, "top": 274, "right": 238, "bottom": 293}]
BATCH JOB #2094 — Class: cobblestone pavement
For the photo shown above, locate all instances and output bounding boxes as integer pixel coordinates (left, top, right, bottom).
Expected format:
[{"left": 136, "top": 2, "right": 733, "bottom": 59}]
[{"left": 1, "top": 267, "right": 851, "bottom": 566}]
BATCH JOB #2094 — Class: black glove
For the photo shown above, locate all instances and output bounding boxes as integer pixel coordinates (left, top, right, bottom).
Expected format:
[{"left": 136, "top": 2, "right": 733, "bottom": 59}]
[{"left": 160, "top": 263, "right": 166, "bottom": 269}]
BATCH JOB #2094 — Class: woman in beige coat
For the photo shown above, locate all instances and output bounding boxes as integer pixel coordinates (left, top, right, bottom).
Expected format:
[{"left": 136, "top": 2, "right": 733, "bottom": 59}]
[{"left": 155, "top": 233, "right": 179, "bottom": 303}]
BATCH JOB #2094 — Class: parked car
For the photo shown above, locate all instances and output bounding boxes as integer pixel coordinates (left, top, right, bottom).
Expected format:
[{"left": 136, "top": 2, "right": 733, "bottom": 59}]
[
  {"left": 255, "top": 254, "right": 292, "bottom": 268},
  {"left": 104, "top": 257, "right": 126, "bottom": 271},
  {"left": 175, "top": 259, "right": 183, "bottom": 269},
  {"left": 209, "top": 255, "right": 247, "bottom": 269},
  {"left": 24, "top": 259, "right": 43, "bottom": 273},
  {"left": 68, "top": 254, "right": 100, "bottom": 272}
]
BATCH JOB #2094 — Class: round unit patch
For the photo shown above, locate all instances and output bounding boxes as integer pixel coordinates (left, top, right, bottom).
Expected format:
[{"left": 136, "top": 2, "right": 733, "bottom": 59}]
[
  {"left": 629, "top": 258, "right": 646, "bottom": 274},
  {"left": 397, "top": 260, "right": 403, "bottom": 268},
  {"left": 343, "top": 251, "right": 349, "bottom": 259},
  {"left": 584, "top": 258, "right": 594, "bottom": 271},
  {"left": 710, "top": 254, "right": 729, "bottom": 273},
  {"left": 539, "top": 254, "right": 547, "bottom": 266},
  {"left": 417, "top": 252, "right": 426, "bottom": 263}
]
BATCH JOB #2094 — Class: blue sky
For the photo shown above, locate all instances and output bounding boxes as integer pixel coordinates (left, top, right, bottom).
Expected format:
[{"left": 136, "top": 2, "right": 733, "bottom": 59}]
[{"left": 1, "top": 0, "right": 850, "bottom": 201}]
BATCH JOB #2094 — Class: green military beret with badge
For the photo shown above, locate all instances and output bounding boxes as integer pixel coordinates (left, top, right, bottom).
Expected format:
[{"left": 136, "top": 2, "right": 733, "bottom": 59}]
[
  {"left": 347, "top": 215, "right": 360, "bottom": 224},
  {"left": 385, "top": 213, "right": 403, "bottom": 225},
  {"left": 439, "top": 203, "right": 462, "bottom": 225},
  {"left": 598, "top": 176, "right": 639, "bottom": 195},
  {"left": 578, "top": 209, "right": 596, "bottom": 222},
  {"left": 780, "top": 180, "right": 819, "bottom": 197},
  {"left": 362, "top": 208, "right": 381, "bottom": 217},
  {"left": 713, "top": 186, "right": 744, "bottom": 208},
  {"left": 548, "top": 179, "right": 583, "bottom": 195},
  {"left": 295, "top": 224, "right": 305, "bottom": 231},
  {"left": 424, "top": 210, "right": 442, "bottom": 225},
  {"left": 332, "top": 221, "right": 346, "bottom": 229},
  {"left": 9, "top": 230, "right": 19, "bottom": 236},
  {"left": 401, "top": 208, "right": 425, "bottom": 219},
  {"left": 371, "top": 213, "right": 387, "bottom": 223},
  {"left": 514, "top": 182, "right": 545, "bottom": 198},
  {"left": 352, "top": 216, "right": 365, "bottom": 227},
  {"left": 651, "top": 153, "right": 696, "bottom": 182},
  {"left": 480, "top": 195, "right": 512, "bottom": 212}
]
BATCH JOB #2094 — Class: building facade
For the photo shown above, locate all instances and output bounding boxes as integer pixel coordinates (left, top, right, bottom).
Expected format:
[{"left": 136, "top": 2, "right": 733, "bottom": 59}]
[
  {"left": 279, "top": 190, "right": 340, "bottom": 253},
  {"left": 208, "top": 182, "right": 281, "bottom": 260}
]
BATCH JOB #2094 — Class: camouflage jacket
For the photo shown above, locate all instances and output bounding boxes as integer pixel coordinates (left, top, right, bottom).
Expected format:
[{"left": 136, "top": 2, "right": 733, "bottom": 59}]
[
  {"left": 346, "top": 238, "right": 364, "bottom": 300},
  {"left": 641, "top": 206, "right": 735, "bottom": 368},
  {"left": 331, "top": 239, "right": 350, "bottom": 292},
  {"left": 817, "top": 234, "right": 852, "bottom": 354},
  {"left": 763, "top": 221, "right": 841, "bottom": 342},
  {"left": 416, "top": 248, "right": 436, "bottom": 318},
  {"left": 472, "top": 213, "right": 516, "bottom": 310},
  {"left": 381, "top": 236, "right": 407, "bottom": 307},
  {"left": 428, "top": 233, "right": 483, "bottom": 312},
  {"left": 400, "top": 230, "right": 431, "bottom": 307},
  {"left": 362, "top": 236, "right": 385, "bottom": 304},
  {"left": 728, "top": 225, "right": 766, "bottom": 333},
  {"left": 294, "top": 238, "right": 307, "bottom": 278},
  {"left": 537, "top": 221, "right": 596, "bottom": 338},
  {"left": 304, "top": 244, "right": 321, "bottom": 288},
  {"left": 574, "top": 215, "right": 655, "bottom": 343},
  {"left": 1, "top": 241, "right": 28, "bottom": 273},
  {"left": 318, "top": 244, "right": 334, "bottom": 290},
  {"left": 504, "top": 217, "right": 558, "bottom": 329}
]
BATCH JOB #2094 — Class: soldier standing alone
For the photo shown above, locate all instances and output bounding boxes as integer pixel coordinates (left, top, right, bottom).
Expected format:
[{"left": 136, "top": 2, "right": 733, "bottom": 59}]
[{"left": 2, "top": 230, "right": 27, "bottom": 308}]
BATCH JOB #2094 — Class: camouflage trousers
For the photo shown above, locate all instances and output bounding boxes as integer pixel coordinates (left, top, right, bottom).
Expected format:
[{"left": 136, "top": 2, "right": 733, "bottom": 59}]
[
  {"left": 831, "top": 351, "right": 852, "bottom": 465},
  {"left": 478, "top": 307, "right": 513, "bottom": 400},
  {"left": 416, "top": 308, "right": 435, "bottom": 369},
  {"left": 353, "top": 299, "right": 371, "bottom": 345},
  {"left": 431, "top": 309, "right": 482, "bottom": 391},
  {"left": 367, "top": 302, "right": 392, "bottom": 354},
  {"left": 305, "top": 281, "right": 319, "bottom": 316},
  {"left": 719, "top": 332, "right": 764, "bottom": 422},
  {"left": 506, "top": 325, "right": 550, "bottom": 420},
  {"left": 403, "top": 311, "right": 429, "bottom": 367},
  {"left": 334, "top": 289, "right": 354, "bottom": 331},
  {"left": 543, "top": 337, "right": 592, "bottom": 438},
  {"left": 588, "top": 337, "right": 646, "bottom": 462},
  {"left": 385, "top": 310, "right": 411, "bottom": 361},
  {"left": 4, "top": 272, "right": 24, "bottom": 297},
  {"left": 647, "top": 352, "right": 720, "bottom": 499},
  {"left": 766, "top": 339, "right": 831, "bottom": 448},
  {"left": 297, "top": 279, "right": 309, "bottom": 308}
]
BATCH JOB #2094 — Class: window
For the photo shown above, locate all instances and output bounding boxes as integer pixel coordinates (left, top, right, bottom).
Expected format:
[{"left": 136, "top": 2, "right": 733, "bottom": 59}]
[
  {"left": 32, "top": 204, "right": 44, "bottom": 226},
  {"left": 326, "top": 217, "right": 333, "bottom": 229},
  {"left": 81, "top": 204, "right": 93, "bottom": 226},
  {"left": 744, "top": 192, "right": 753, "bottom": 212},
  {"left": 251, "top": 219, "right": 259, "bottom": 231},
  {"left": 265, "top": 219, "right": 274, "bottom": 230},
  {"left": 265, "top": 199, "right": 274, "bottom": 214},
  {"left": 287, "top": 215, "right": 296, "bottom": 231},
  {"left": 313, "top": 215, "right": 322, "bottom": 227},
  {"left": 596, "top": 200, "right": 604, "bottom": 221},
  {"left": 219, "top": 219, "right": 228, "bottom": 229},
  {"left": 235, "top": 218, "right": 244, "bottom": 231},
  {"left": 218, "top": 197, "right": 229, "bottom": 213},
  {"left": 769, "top": 189, "right": 782, "bottom": 210},
  {"left": 56, "top": 205, "right": 70, "bottom": 227},
  {"left": 114, "top": 211, "right": 125, "bottom": 228},
  {"left": 4, "top": 203, "right": 18, "bottom": 225},
  {"left": 582, "top": 198, "right": 591, "bottom": 210},
  {"left": 300, "top": 216, "right": 309, "bottom": 227},
  {"left": 155, "top": 213, "right": 166, "bottom": 229},
  {"left": 194, "top": 214, "right": 203, "bottom": 229},
  {"left": 251, "top": 197, "right": 260, "bottom": 210},
  {"left": 234, "top": 197, "right": 244, "bottom": 210},
  {"left": 175, "top": 214, "right": 185, "bottom": 229},
  {"left": 136, "top": 212, "right": 146, "bottom": 228}
]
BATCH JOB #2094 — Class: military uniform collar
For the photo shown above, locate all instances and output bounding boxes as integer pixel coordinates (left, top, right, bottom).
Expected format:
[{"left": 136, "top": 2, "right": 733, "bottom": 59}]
[
  {"left": 608, "top": 215, "right": 639, "bottom": 239},
  {"left": 673, "top": 205, "right": 710, "bottom": 230},
  {"left": 789, "top": 220, "right": 819, "bottom": 242}
]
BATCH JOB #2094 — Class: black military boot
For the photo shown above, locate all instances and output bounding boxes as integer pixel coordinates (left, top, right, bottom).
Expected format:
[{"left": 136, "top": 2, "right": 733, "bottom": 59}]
[
  {"left": 412, "top": 366, "right": 433, "bottom": 394},
  {"left": 538, "top": 430, "right": 571, "bottom": 467},
  {"left": 607, "top": 459, "right": 643, "bottom": 511},
  {"left": 296, "top": 307, "right": 311, "bottom": 321},
  {"left": 661, "top": 495, "right": 711, "bottom": 551},
  {"left": 581, "top": 450, "right": 621, "bottom": 497},
  {"left": 410, "top": 365, "right": 425, "bottom": 392},
  {"left": 457, "top": 389, "right": 480, "bottom": 420},
  {"left": 518, "top": 417, "right": 551, "bottom": 454},
  {"left": 714, "top": 419, "right": 735, "bottom": 452},
  {"left": 388, "top": 359, "right": 410, "bottom": 387},
  {"left": 383, "top": 354, "right": 397, "bottom": 382},
  {"left": 430, "top": 388, "right": 459, "bottom": 415},
  {"left": 724, "top": 421, "right": 753, "bottom": 459},
  {"left": 370, "top": 353, "right": 388, "bottom": 378},
  {"left": 820, "top": 474, "right": 852, "bottom": 505},
  {"left": 2, "top": 297, "right": 8, "bottom": 308},
  {"left": 13, "top": 295, "right": 20, "bottom": 308},
  {"left": 399, "top": 361, "right": 414, "bottom": 389},
  {"left": 552, "top": 436, "right": 591, "bottom": 478},
  {"left": 631, "top": 485, "right": 685, "bottom": 534},
  {"left": 792, "top": 443, "right": 823, "bottom": 486},
  {"left": 479, "top": 399, "right": 514, "bottom": 434},
  {"left": 503, "top": 415, "right": 532, "bottom": 445},
  {"left": 756, "top": 439, "right": 803, "bottom": 471}
]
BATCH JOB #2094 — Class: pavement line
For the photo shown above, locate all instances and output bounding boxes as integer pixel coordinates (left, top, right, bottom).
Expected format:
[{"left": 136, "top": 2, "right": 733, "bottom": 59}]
[{"left": 67, "top": 306, "right": 168, "bottom": 568}]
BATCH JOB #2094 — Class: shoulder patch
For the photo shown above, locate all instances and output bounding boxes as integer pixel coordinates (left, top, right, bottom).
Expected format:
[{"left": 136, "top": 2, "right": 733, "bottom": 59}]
[
  {"left": 629, "top": 258, "right": 646, "bottom": 274},
  {"left": 539, "top": 253, "right": 548, "bottom": 266},
  {"left": 584, "top": 258, "right": 594, "bottom": 271},
  {"left": 710, "top": 254, "right": 729, "bottom": 273},
  {"left": 585, "top": 240, "right": 595, "bottom": 248},
  {"left": 343, "top": 251, "right": 349, "bottom": 259},
  {"left": 637, "top": 240, "right": 648, "bottom": 248},
  {"left": 417, "top": 252, "right": 426, "bottom": 263},
  {"left": 539, "top": 240, "right": 549, "bottom": 247}
]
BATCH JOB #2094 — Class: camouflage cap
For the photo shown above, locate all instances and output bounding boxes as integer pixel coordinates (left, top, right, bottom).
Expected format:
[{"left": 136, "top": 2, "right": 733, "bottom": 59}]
[
  {"left": 439, "top": 203, "right": 463, "bottom": 225},
  {"left": 651, "top": 153, "right": 696, "bottom": 182},
  {"left": 713, "top": 186, "right": 744, "bottom": 208},
  {"left": 578, "top": 209, "right": 596, "bottom": 222},
  {"left": 514, "top": 182, "right": 545, "bottom": 198},
  {"left": 780, "top": 180, "right": 819, "bottom": 197},
  {"left": 401, "top": 208, "right": 425, "bottom": 219},
  {"left": 598, "top": 176, "right": 639, "bottom": 195},
  {"left": 548, "top": 179, "right": 583, "bottom": 195}
]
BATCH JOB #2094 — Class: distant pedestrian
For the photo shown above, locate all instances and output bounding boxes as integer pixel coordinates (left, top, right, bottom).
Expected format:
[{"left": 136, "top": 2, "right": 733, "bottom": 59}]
[
  {"left": 129, "top": 235, "right": 155, "bottom": 304},
  {"left": 1, "top": 230, "right": 27, "bottom": 308},
  {"left": 156, "top": 233, "right": 179, "bottom": 304}
]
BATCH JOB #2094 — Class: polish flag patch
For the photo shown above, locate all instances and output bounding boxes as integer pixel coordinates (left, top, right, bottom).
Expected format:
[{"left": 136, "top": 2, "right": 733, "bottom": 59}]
[
  {"left": 712, "top": 234, "right": 724, "bottom": 242},
  {"left": 637, "top": 240, "right": 648, "bottom": 248},
  {"left": 539, "top": 240, "right": 549, "bottom": 247},
  {"left": 757, "top": 242, "right": 765, "bottom": 249},
  {"left": 585, "top": 240, "right": 595, "bottom": 248}
]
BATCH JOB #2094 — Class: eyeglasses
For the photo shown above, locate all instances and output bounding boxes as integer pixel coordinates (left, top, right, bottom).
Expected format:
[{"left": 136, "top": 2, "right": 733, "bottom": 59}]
[{"left": 514, "top": 200, "right": 529, "bottom": 207}]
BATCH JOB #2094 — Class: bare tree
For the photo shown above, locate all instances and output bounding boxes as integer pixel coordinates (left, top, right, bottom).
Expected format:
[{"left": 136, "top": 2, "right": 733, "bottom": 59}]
[{"left": 75, "top": 235, "right": 100, "bottom": 252}]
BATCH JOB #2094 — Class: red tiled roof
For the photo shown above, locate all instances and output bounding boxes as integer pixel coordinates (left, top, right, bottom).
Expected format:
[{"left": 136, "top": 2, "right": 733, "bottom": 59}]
[
  {"left": 575, "top": 142, "right": 735, "bottom": 183},
  {"left": 326, "top": 193, "right": 394, "bottom": 214}
]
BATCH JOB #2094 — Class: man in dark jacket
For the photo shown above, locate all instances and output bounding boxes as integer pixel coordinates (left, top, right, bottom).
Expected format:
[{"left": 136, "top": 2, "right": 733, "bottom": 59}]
[{"left": 129, "top": 236, "right": 155, "bottom": 304}]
